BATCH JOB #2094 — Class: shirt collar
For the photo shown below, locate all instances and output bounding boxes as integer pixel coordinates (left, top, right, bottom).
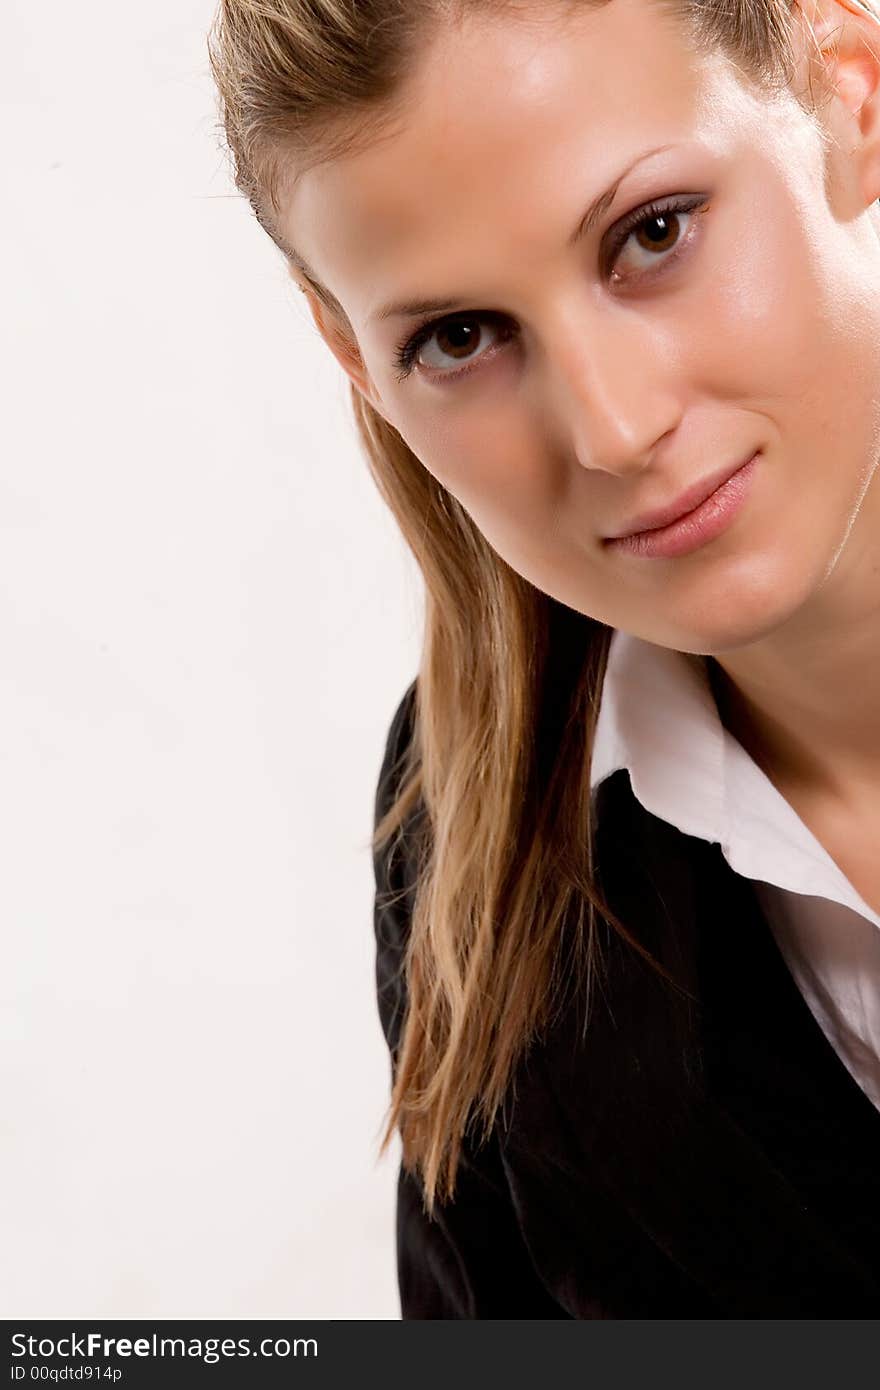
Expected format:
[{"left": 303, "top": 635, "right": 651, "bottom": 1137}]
[{"left": 590, "top": 627, "right": 880, "bottom": 928}]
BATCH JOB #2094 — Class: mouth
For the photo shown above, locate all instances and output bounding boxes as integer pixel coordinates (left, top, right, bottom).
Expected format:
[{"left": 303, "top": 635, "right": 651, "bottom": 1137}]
[
  {"left": 604, "top": 449, "right": 760, "bottom": 541},
  {"left": 602, "top": 450, "right": 761, "bottom": 561}
]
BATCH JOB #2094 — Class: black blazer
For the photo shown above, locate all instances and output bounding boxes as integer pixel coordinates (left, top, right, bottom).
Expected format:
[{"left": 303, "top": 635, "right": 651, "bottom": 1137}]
[{"left": 373, "top": 680, "right": 880, "bottom": 1317}]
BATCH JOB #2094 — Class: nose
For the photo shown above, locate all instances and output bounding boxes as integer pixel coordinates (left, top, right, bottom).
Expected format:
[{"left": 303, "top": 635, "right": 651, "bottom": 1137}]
[{"left": 545, "top": 312, "right": 682, "bottom": 476}]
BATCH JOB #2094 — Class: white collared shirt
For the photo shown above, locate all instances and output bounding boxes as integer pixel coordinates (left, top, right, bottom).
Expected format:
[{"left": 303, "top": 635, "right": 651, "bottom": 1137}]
[{"left": 591, "top": 626, "right": 880, "bottom": 1112}]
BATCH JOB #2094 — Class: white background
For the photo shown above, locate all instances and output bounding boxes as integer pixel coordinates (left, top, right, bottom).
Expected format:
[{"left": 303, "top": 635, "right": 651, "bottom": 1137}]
[{"left": 1, "top": 0, "right": 421, "bottom": 1318}]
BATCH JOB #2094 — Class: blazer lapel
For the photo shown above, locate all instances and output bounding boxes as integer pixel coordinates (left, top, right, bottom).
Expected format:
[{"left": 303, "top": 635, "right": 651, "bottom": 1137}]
[{"left": 499, "top": 768, "right": 880, "bottom": 1315}]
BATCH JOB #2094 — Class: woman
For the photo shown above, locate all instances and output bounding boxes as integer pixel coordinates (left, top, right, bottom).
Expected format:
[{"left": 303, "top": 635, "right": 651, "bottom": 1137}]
[{"left": 208, "top": 0, "right": 880, "bottom": 1316}]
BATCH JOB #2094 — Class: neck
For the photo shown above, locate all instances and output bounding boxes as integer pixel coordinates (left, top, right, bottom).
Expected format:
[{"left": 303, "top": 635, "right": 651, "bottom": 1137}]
[{"left": 706, "top": 470, "right": 880, "bottom": 816}]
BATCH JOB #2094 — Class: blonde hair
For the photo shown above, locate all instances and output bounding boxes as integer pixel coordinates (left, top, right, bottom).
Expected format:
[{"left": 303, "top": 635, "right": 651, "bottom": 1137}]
[{"left": 207, "top": 0, "right": 880, "bottom": 1214}]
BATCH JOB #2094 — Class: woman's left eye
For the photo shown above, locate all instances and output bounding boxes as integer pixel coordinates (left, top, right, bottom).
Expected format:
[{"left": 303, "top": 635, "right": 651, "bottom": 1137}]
[
  {"left": 606, "top": 194, "right": 708, "bottom": 280},
  {"left": 392, "top": 194, "right": 710, "bottom": 383}
]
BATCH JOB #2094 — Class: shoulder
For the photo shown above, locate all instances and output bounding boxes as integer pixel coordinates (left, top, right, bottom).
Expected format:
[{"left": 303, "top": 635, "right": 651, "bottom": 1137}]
[
  {"left": 373, "top": 677, "right": 419, "bottom": 831},
  {"left": 372, "top": 677, "right": 421, "bottom": 1061}
]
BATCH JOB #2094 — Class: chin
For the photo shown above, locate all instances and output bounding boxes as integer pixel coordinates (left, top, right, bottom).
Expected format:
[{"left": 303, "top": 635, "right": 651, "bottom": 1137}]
[
  {"left": 631, "top": 539, "right": 823, "bottom": 653},
  {"left": 660, "top": 559, "right": 817, "bottom": 657}
]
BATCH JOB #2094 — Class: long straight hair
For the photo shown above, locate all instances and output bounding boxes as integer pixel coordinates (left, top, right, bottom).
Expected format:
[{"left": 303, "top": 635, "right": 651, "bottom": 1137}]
[{"left": 207, "top": 0, "right": 880, "bottom": 1213}]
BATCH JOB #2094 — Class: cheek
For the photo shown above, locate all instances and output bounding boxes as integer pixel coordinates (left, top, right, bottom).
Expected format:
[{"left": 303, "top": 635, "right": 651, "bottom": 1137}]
[
  {"left": 691, "top": 188, "right": 877, "bottom": 445},
  {"left": 393, "top": 391, "right": 552, "bottom": 525},
  {"left": 684, "top": 199, "right": 828, "bottom": 408},
  {"left": 393, "top": 396, "right": 586, "bottom": 594}
]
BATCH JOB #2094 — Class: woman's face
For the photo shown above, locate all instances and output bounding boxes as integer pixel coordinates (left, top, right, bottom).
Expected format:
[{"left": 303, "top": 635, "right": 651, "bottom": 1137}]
[{"left": 282, "top": 0, "right": 880, "bottom": 655}]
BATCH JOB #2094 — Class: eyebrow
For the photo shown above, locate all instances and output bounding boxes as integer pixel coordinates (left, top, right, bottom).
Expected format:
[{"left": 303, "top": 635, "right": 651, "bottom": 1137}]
[{"left": 370, "top": 142, "right": 677, "bottom": 324}]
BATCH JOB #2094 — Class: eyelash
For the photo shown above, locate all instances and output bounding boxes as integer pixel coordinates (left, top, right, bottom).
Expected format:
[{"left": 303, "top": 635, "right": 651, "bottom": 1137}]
[{"left": 391, "top": 193, "right": 709, "bottom": 384}]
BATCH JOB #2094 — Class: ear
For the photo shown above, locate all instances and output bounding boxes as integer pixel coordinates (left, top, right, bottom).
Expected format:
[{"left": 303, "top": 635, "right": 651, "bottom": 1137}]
[
  {"left": 795, "top": 0, "right": 880, "bottom": 207},
  {"left": 288, "top": 268, "right": 388, "bottom": 416}
]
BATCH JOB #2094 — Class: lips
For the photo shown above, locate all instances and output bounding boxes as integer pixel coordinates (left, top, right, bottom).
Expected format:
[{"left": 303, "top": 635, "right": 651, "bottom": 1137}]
[{"left": 604, "top": 450, "right": 759, "bottom": 540}]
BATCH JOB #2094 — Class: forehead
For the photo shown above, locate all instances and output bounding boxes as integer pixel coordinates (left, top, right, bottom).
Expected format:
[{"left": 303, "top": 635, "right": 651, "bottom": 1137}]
[{"left": 283, "top": 0, "right": 753, "bottom": 324}]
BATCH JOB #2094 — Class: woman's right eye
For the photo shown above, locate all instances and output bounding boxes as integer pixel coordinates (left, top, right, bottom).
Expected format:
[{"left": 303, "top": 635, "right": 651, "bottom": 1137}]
[{"left": 393, "top": 313, "right": 512, "bottom": 383}]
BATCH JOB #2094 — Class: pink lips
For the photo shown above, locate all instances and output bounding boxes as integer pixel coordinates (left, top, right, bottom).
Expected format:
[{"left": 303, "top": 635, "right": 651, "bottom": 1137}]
[
  {"left": 603, "top": 451, "right": 760, "bottom": 560},
  {"left": 606, "top": 450, "right": 759, "bottom": 539}
]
